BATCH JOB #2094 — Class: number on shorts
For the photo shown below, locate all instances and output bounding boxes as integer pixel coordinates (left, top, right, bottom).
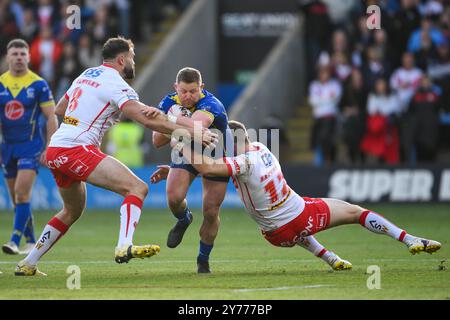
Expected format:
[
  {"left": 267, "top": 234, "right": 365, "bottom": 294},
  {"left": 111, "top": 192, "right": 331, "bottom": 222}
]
[{"left": 68, "top": 87, "right": 83, "bottom": 112}]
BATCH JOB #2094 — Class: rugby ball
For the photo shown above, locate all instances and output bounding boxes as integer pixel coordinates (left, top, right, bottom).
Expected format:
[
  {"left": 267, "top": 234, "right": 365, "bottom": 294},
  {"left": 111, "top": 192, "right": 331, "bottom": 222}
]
[
  {"left": 168, "top": 104, "right": 192, "bottom": 118},
  {"left": 165, "top": 104, "right": 192, "bottom": 139}
]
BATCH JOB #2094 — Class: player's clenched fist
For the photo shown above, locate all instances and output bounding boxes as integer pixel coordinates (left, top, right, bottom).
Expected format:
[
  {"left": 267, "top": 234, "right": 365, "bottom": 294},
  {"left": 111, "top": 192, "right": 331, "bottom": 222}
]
[
  {"left": 200, "top": 128, "right": 218, "bottom": 148},
  {"left": 149, "top": 165, "right": 170, "bottom": 184}
]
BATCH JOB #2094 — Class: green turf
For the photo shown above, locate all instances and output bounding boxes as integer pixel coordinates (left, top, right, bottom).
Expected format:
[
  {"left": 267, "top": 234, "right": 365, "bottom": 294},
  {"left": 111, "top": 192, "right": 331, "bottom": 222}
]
[{"left": 0, "top": 204, "right": 449, "bottom": 299}]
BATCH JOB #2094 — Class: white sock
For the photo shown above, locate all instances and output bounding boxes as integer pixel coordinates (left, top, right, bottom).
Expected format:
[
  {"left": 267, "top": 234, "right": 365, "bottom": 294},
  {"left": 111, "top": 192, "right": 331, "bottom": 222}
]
[
  {"left": 359, "top": 210, "right": 412, "bottom": 243},
  {"left": 117, "top": 195, "right": 143, "bottom": 248},
  {"left": 24, "top": 217, "right": 68, "bottom": 266},
  {"left": 297, "top": 235, "right": 334, "bottom": 264}
]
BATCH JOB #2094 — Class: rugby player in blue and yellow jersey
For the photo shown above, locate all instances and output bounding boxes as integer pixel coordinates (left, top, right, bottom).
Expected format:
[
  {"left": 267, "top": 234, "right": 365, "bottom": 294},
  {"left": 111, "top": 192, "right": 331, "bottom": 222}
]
[
  {"left": 0, "top": 39, "right": 58, "bottom": 255},
  {"left": 153, "top": 67, "right": 230, "bottom": 273}
]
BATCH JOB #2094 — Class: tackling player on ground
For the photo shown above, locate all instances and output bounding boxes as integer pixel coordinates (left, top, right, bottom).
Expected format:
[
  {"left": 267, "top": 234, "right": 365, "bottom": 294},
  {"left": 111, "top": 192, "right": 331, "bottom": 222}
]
[
  {"left": 0, "top": 39, "right": 58, "bottom": 256},
  {"left": 150, "top": 120, "right": 442, "bottom": 271},
  {"left": 14, "top": 37, "right": 217, "bottom": 276}
]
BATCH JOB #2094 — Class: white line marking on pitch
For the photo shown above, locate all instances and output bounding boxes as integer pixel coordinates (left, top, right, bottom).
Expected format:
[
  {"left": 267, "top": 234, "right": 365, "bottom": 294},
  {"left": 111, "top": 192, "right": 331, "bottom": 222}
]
[{"left": 233, "top": 285, "right": 333, "bottom": 292}]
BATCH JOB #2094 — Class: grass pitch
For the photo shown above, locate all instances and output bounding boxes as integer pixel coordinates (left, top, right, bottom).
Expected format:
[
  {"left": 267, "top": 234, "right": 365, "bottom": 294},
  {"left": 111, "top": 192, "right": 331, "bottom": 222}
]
[{"left": 0, "top": 204, "right": 449, "bottom": 300}]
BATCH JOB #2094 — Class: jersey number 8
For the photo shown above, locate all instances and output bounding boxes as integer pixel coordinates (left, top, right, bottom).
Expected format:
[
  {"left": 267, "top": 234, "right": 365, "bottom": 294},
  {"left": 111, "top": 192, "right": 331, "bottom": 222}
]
[{"left": 68, "top": 87, "right": 83, "bottom": 112}]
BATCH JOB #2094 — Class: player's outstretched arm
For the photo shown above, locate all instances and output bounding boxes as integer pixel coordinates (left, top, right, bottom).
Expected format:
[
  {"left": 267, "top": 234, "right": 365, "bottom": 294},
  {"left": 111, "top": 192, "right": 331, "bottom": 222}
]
[
  {"left": 144, "top": 108, "right": 213, "bottom": 149},
  {"left": 150, "top": 165, "right": 170, "bottom": 184},
  {"left": 174, "top": 142, "right": 230, "bottom": 177},
  {"left": 122, "top": 100, "right": 218, "bottom": 147}
]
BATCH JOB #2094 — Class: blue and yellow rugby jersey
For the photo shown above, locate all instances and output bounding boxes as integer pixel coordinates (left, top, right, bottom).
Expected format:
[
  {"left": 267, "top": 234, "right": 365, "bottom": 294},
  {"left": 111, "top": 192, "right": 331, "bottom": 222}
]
[
  {"left": 0, "top": 70, "right": 55, "bottom": 144},
  {"left": 158, "top": 89, "right": 229, "bottom": 136}
]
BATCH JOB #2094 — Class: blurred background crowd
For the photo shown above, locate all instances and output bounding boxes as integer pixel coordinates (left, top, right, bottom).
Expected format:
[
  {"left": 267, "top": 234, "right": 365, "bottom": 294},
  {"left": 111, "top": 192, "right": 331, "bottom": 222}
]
[
  {"left": 0, "top": 0, "right": 449, "bottom": 167},
  {"left": 0, "top": 0, "right": 191, "bottom": 100},
  {"left": 303, "top": 0, "right": 450, "bottom": 165}
]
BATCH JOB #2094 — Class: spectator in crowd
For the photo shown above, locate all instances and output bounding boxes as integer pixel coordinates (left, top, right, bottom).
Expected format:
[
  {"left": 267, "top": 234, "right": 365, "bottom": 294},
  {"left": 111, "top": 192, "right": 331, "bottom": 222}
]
[
  {"left": 407, "top": 16, "right": 446, "bottom": 53},
  {"left": 20, "top": 8, "right": 38, "bottom": 44},
  {"left": 355, "top": 15, "right": 371, "bottom": 49},
  {"left": 298, "top": 0, "right": 333, "bottom": 82},
  {"left": 309, "top": 65, "right": 342, "bottom": 164},
  {"left": 104, "top": 0, "right": 131, "bottom": 38},
  {"left": 361, "top": 78, "right": 400, "bottom": 164},
  {"left": 362, "top": 46, "right": 390, "bottom": 91},
  {"left": 428, "top": 43, "right": 450, "bottom": 109},
  {"left": 29, "top": 26, "right": 63, "bottom": 88},
  {"left": 438, "top": 4, "right": 450, "bottom": 40},
  {"left": 54, "top": 40, "right": 81, "bottom": 100},
  {"left": 371, "top": 28, "right": 394, "bottom": 72},
  {"left": 34, "top": 0, "right": 60, "bottom": 31},
  {"left": 390, "top": 52, "right": 423, "bottom": 161},
  {"left": 305, "top": 0, "right": 450, "bottom": 165},
  {"left": 331, "top": 51, "right": 353, "bottom": 83},
  {"left": 390, "top": 52, "right": 423, "bottom": 112},
  {"left": 318, "top": 29, "right": 351, "bottom": 67},
  {"left": 413, "top": 30, "right": 438, "bottom": 70},
  {"left": 340, "top": 68, "right": 367, "bottom": 163},
  {"left": 77, "top": 32, "right": 102, "bottom": 69},
  {"left": 420, "top": 0, "right": 444, "bottom": 20},
  {"left": 0, "top": 0, "right": 20, "bottom": 57},
  {"left": 407, "top": 75, "right": 441, "bottom": 162},
  {"left": 390, "top": 0, "right": 422, "bottom": 66},
  {"left": 91, "top": 4, "right": 110, "bottom": 45}
]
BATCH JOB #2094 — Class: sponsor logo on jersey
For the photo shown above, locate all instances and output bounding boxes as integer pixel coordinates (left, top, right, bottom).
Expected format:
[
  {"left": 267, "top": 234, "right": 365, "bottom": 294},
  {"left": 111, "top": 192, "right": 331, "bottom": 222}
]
[
  {"left": 5, "top": 100, "right": 25, "bottom": 120},
  {"left": 63, "top": 115, "right": 79, "bottom": 126},
  {"left": 26, "top": 87, "right": 35, "bottom": 98}
]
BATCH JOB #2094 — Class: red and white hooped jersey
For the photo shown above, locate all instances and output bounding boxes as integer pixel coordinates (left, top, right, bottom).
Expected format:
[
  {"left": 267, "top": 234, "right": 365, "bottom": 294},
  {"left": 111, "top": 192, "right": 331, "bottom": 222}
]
[
  {"left": 224, "top": 142, "right": 305, "bottom": 232},
  {"left": 49, "top": 64, "right": 139, "bottom": 148}
]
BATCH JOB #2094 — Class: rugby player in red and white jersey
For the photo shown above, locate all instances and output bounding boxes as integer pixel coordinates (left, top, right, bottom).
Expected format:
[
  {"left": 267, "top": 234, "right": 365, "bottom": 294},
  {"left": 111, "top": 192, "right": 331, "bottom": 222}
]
[
  {"left": 14, "top": 37, "right": 217, "bottom": 276},
  {"left": 150, "top": 120, "right": 442, "bottom": 271}
]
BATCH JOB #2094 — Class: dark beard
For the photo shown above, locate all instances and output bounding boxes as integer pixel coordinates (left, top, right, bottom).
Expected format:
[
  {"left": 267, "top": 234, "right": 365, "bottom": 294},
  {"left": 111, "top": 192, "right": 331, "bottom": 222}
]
[{"left": 124, "top": 65, "right": 135, "bottom": 79}]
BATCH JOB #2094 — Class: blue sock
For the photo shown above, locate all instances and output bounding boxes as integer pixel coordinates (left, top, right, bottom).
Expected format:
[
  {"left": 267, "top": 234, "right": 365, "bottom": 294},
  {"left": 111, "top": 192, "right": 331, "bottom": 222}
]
[
  {"left": 197, "top": 240, "right": 213, "bottom": 262},
  {"left": 176, "top": 207, "right": 192, "bottom": 225},
  {"left": 10, "top": 203, "right": 32, "bottom": 246},
  {"left": 24, "top": 215, "right": 36, "bottom": 243}
]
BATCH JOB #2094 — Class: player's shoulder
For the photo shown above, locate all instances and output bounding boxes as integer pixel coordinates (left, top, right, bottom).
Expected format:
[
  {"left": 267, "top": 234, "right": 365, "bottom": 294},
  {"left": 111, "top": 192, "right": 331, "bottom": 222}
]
[
  {"left": 251, "top": 141, "right": 268, "bottom": 151},
  {"left": 199, "top": 90, "right": 222, "bottom": 104},
  {"left": 0, "top": 70, "right": 46, "bottom": 87},
  {"left": 0, "top": 72, "right": 7, "bottom": 88},
  {"left": 0, "top": 71, "right": 9, "bottom": 83},
  {"left": 197, "top": 90, "right": 225, "bottom": 112},
  {"left": 163, "top": 92, "right": 178, "bottom": 102},
  {"left": 158, "top": 92, "right": 179, "bottom": 110}
]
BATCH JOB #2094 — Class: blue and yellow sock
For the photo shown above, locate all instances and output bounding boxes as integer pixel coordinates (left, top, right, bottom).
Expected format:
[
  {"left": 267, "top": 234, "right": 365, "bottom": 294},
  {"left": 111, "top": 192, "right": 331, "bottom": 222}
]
[
  {"left": 10, "top": 203, "right": 32, "bottom": 246},
  {"left": 197, "top": 240, "right": 213, "bottom": 262},
  {"left": 24, "top": 215, "right": 36, "bottom": 244}
]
